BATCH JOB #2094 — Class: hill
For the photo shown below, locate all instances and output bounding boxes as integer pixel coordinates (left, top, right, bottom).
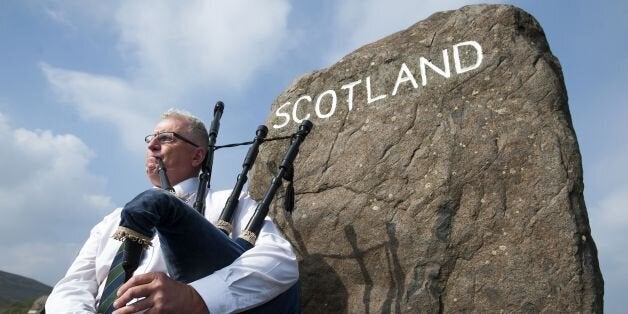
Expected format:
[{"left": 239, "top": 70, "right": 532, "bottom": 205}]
[{"left": 0, "top": 270, "right": 51, "bottom": 311}]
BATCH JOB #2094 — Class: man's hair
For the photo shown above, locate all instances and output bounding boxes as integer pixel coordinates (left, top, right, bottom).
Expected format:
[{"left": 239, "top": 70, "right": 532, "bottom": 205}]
[{"left": 161, "top": 108, "right": 209, "bottom": 149}]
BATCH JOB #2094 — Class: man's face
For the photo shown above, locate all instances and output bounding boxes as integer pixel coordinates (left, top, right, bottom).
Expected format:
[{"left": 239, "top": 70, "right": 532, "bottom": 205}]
[{"left": 145, "top": 117, "right": 205, "bottom": 187}]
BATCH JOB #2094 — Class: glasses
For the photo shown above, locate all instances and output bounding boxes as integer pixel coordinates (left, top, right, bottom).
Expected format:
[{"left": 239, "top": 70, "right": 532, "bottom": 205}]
[{"left": 144, "top": 132, "right": 199, "bottom": 147}]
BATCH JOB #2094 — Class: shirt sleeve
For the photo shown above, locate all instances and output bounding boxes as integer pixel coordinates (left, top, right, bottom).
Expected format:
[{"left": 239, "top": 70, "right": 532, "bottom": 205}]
[
  {"left": 46, "top": 211, "right": 117, "bottom": 313},
  {"left": 189, "top": 195, "right": 299, "bottom": 314}
]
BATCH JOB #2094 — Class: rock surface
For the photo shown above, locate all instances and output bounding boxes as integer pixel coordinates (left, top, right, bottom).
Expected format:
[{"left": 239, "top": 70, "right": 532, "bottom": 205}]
[{"left": 250, "top": 4, "right": 603, "bottom": 313}]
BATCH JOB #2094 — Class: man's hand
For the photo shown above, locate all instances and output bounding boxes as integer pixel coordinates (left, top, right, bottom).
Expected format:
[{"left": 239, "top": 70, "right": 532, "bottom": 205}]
[{"left": 113, "top": 272, "right": 208, "bottom": 314}]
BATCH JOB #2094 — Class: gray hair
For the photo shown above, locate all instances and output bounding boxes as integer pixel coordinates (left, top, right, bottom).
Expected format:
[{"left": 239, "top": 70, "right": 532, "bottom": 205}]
[{"left": 161, "top": 108, "right": 209, "bottom": 148}]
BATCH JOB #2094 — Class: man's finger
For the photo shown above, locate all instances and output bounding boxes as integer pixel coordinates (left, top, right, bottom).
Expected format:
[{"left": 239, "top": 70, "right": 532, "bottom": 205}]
[
  {"left": 117, "top": 272, "right": 157, "bottom": 296},
  {"left": 112, "top": 295, "right": 153, "bottom": 314}
]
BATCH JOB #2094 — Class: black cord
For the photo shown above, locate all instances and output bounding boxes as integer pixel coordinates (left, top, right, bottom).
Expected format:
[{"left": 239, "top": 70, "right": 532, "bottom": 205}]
[{"left": 214, "top": 135, "right": 293, "bottom": 150}]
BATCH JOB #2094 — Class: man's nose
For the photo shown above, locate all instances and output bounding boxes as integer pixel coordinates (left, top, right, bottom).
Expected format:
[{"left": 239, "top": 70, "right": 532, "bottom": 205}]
[{"left": 147, "top": 137, "right": 161, "bottom": 150}]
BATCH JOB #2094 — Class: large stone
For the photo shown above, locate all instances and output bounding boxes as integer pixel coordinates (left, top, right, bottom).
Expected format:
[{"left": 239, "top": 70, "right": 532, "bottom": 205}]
[{"left": 249, "top": 4, "right": 603, "bottom": 313}]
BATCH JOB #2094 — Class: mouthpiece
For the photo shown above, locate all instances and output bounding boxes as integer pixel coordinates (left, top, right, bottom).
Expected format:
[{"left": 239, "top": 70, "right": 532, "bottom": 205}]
[{"left": 157, "top": 158, "right": 174, "bottom": 192}]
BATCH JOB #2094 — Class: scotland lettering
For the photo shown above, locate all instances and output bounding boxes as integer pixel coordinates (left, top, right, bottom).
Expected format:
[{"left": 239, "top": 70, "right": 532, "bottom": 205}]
[{"left": 273, "top": 40, "right": 483, "bottom": 129}]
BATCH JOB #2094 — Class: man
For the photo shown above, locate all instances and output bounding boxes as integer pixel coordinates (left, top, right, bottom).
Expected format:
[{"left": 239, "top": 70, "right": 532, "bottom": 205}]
[{"left": 46, "top": 109, "right": 299, "bottom": 313}]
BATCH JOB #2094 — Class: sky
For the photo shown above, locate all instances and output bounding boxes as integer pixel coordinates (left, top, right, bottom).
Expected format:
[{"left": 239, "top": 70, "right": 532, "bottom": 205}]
[{"left": 0, "top": 0, "right": 625, "bottom": 312}]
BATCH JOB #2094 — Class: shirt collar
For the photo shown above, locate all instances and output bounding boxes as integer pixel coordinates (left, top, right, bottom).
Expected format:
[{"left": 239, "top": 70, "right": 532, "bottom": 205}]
[{"left": 173, "top": 176, "right": 199, "bottom": 195}]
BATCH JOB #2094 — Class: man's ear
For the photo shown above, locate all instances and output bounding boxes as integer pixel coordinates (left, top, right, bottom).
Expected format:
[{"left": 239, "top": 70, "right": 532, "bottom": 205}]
[{"left": 191, "top": 148, "right": 207, "bottom": 167}]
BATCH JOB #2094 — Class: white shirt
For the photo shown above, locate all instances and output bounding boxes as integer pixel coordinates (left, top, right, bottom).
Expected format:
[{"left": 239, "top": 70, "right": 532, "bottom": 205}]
[{"left": 46, "top": 177, "right": 299, "bottom": 313}]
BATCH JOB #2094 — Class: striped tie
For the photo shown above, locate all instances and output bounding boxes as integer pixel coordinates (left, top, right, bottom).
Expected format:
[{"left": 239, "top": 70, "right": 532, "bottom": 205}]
[{"left": 97, "top": 244, "right": 126, "bottom": 314}]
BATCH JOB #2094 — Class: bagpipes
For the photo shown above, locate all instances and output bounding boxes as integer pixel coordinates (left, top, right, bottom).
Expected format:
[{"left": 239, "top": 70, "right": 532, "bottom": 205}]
[{"left": 119, "top": 101, "right": 312, "bottom": 283}]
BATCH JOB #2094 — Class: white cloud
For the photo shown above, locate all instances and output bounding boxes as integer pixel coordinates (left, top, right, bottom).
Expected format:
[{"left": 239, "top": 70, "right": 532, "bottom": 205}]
[
  {"left": 0, "top": 112, "right": 113, "bottom": 285},
  {"left": 114, "top": 0, "right": 292, "bottom": 91},
  {"left": 45, "top": 7, "right": 74, "bottom": 29},
  {"left": 40, "top": 63, "right": 158, "bottom": 153},
  {"left": 43, "top": 0, "right": 121, "bottom": 30}
]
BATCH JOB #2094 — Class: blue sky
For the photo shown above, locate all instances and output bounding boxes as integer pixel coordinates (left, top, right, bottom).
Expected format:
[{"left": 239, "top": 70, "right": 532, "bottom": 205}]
[{"left": 0, "top": 0, "right": 625, "bottom": 312}]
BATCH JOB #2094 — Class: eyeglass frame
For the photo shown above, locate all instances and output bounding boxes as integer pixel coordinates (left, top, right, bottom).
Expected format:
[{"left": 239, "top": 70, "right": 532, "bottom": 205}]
[{"left": 144, "top": 131, "right": 200, "bottom": 148}]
